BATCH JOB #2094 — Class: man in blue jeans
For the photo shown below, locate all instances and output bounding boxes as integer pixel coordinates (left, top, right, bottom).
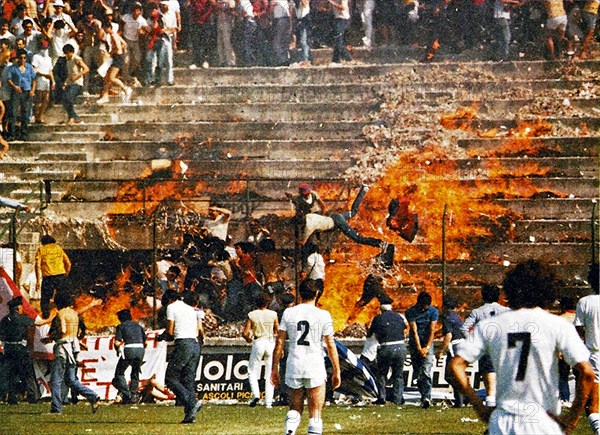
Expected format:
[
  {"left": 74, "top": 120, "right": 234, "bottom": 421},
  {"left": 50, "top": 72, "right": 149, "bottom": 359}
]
[
  {"left": 62, "top": 44, "right": 89, "bottom": 124},
  {"left": 405, "top": 291, "right": 438, "bottom": 408},
  {"left": 165, "top": 291, "right": 203, "bottom": 424},
  {"left": 368, "top": 299, "right": 407, "bottom": 405},
  {"left": 7, "top": 48, "right": 36, "bottom": 140}
]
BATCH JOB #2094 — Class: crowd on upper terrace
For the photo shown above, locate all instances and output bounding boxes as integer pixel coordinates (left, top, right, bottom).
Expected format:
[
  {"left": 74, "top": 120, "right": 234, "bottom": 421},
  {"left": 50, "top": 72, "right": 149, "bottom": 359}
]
[{"left": 0, "top": 0, "right": 597, "bottom": 142}]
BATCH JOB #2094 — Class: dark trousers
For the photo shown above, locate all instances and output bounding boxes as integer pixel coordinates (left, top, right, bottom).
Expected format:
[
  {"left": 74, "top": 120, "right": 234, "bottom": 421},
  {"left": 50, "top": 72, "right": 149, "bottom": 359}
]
[
  {"left": 9, "top": 90, "right": 32, "bottom": 140},
  {"left": 376, "top": 343, "right": 407, "bottom": 404},
  {"left": 165, "top": 338, "right": 200, "bottom": 415},
  {"left": 332, "top": 18, "right": 352, "bottom": 63},
  {"left": 112, "top": 348, "right": 145, "bottom": 401},
  {"left": 62, "top": 84, "right": 82, "bottom": 121},
  {"left": 4, "top": 344, "right": 39, "bottom": 404},
  {"left": 190, "top": 20, "right": 216, "bottom": 66},
  {"left": 41, "top": 274, "right": 67, "bottom": 319},
  {"left": 331, "top": 185, "right": 382, "bottom": 247}
]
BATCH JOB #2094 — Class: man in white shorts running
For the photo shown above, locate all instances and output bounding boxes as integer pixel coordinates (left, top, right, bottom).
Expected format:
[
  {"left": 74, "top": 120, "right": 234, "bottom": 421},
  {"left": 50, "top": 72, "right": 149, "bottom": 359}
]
[
  {"left": 450, "top": 259, "right": 595, "bottom": 435},
  {"left": 271, "top": 279, "right": 341, "bottom": 435},
  {"left": 575, "top": 263, "right": 600, "bottom": 435}
]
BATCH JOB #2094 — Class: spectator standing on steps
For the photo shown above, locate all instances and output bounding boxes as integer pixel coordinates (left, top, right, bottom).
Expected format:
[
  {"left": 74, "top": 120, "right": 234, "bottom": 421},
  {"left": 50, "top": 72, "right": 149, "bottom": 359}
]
[
  {"left": 35, "top": 234, "right": 71, "bottom": 319},
  {"left": 7, "top": 48, "right": 36, "bottom": 141},
  {"left": 327, "top": 0, "right": 352, "bottom": 64},
  {"left": 96, "top": 20, "right": 132, "bottom": 104},
  {"left": 61, "top": 43, "right": 89, "bottom": 125}
]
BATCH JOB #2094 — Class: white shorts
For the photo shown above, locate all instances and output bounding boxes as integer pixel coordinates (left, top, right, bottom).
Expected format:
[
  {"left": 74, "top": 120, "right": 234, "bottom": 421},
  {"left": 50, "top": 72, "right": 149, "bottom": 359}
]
[
  {"left": 489, "top": 408, "right": 563, "bottom": 435},
  {"left": 591, "top": 350, "right": 600, "bottom": 383},
  {"left": 285, "top": 376, "right": 326, "bottom": 390},
  {"left": 546, "top": 15, "right": 567, "bottom": 31}
]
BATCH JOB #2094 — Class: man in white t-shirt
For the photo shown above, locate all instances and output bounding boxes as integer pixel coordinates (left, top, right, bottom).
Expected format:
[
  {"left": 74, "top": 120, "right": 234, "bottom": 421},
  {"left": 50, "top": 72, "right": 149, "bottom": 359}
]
[
  {"left": 574, "top": 263, "right": 600, "bottom": 435},
  {"left": 120, "top": 2, "right": 148, "bottom": 84},
  {"left": 271, "top": 279, "right": 341, "bottom": 435},
  {"left": 165, "top": 291, "right": 203, "bottom": 424},
  {"left": 204, "top": 206, "right": 231, "bottom": 241},
  {"left": 451, "top": 259, "right": 595, "bottom": 435}
]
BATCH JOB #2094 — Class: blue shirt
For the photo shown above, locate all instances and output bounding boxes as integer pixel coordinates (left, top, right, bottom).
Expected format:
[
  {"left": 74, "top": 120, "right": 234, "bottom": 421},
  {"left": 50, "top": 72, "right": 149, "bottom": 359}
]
[
  {"left": 441, "top": 311, "right": 463, "bottom": 339},
  {"left": 368, "top": 310, "right": 406, "bottom": 343},
  {"left": 8, "top": 63, "right": 37, "bottom": 92},
  {"left": 405, "top": 305, "right": 439, "bottom": 345}
]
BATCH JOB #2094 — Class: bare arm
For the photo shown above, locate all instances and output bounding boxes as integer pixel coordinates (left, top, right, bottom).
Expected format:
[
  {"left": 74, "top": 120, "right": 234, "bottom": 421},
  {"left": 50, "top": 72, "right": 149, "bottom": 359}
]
[
  {"left": 421, "top": 320, "right": 436, "bottom": 356},
  {"left": 197, "top": 317, "right": 205, "bottom": 342},
  {"left": 270, "top": 329, "right": 286, "bottom": 387},
  {"left": 553, "top": 361, "right": 594, "bottom": 434},
  {"left": 242, "top": 318, "right": 253, "bottom": 343},
  {"left": 324, "top": 335, "right": 341, "bottom": 389},
  {"left": 449, "top": 355, "right": 492, "bottom": 422},
  {"left": 167, "top": 319, "right": 175, "bottom": 336},
  {"left": 436, "top": 332, "right": 452, "bottom": 359},
  {"left": 63, "top": 252, "right": 71, "bottom": 275}
]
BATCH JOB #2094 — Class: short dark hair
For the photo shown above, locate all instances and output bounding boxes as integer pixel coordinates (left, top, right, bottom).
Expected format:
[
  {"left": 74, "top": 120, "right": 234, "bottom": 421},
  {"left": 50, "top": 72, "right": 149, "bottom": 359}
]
[
  {"left": 117, "top": 309, "right": 132, "bottom": 322},
  {"left": 22, "top": 18, "right": 33, "bottom": 27},
  {"left": 503, "top": 259, "right": 558, "bottom": 309},
  {"left": 63, "top": 43, "right": 74, "bottom": 53},
  {"left": 443, "top": 295, "right": 458, "bottom": 309},
  {"left": 55, "top": 292, "right": 73, "bottom": 309},
  {"left": 54, "top": 19, "right": 65, "bottom": 29},
  {"left": 182, "top": 290, "right": 199, "bottom": 307},
  {"left": 16, "top": 48, "right": 27, "bottom": 58},
  {"left": 416, "top": 291, "right": 432, "bottom": 307},
  {"left": 481, "top": 284, "right": 500, "bottom": 303},
  {"left": 255, "top": 293, "right": 270, "bottom": 309},
  {"left": 41, "top": 234, "right": 56, "bottom": 245},
  {"left": 299, "top": 279, "right": 318, "bottom": 301}
]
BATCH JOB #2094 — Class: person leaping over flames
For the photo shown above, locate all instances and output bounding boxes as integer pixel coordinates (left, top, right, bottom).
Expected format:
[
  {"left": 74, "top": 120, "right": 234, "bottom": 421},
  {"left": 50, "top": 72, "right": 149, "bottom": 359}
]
[{"left": 288, "top": 184, "right": 394, "bottom": 263}]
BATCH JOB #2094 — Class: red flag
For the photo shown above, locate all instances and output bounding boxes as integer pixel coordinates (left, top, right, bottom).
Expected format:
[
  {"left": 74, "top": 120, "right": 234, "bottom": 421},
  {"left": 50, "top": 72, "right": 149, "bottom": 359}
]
[{"left": 0, "top": 267, "right": 38, "bottom": 320}]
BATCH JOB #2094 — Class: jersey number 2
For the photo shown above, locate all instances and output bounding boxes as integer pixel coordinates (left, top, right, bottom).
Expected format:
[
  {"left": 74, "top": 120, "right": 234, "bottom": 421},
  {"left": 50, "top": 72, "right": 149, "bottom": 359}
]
[
  {"left": 297, "top": 321, "right": 310, "bottom": 346},
  {"left": 507, "top": 332, "right": 531, "bottom": 381}
]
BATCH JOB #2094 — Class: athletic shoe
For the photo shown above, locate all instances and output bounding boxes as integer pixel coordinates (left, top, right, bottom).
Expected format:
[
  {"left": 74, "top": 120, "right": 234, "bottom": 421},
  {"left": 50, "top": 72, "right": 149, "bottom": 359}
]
[
  {"left": 91, "top": 396, "right": 100, "bottom": 413},
  {"left": 421, "top": 398, "right": 431, "bottom": 409},
  {"left": 181, "top": 416, "right": 196, "bottom": 424},
  {"left": 249, "top": 398, "right": 259, "bottom": 407},
  {"left": 362, "top": 183, "right": 370, "bottom": 192},
  {"left": 96, "top": 95, "right": 109, "bottom": 104},
  {"left": 184, "top": 400, "right": 202, "bottom": 422}
]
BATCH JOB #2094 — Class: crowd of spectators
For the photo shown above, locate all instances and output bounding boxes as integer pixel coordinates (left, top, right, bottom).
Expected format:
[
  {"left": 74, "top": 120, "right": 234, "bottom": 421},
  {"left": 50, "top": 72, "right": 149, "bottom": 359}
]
[{"left": 0, "top": 0, "right": 596, "bottom": 141}]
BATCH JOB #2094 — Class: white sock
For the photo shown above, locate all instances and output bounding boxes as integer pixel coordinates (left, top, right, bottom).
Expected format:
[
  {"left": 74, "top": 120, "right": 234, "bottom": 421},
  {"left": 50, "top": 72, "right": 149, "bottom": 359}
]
[
  {"left": 285, "top": 410, "right": 301, "bottom": 435},
  {"left": 308, "top": 417, "right": 323, "bottom": 434},
  {"left": 589, "top": 413, "right": 600, "bottom": 435},
  {"left": 485, "top": 396, "right": 496, "bottom": 407}
]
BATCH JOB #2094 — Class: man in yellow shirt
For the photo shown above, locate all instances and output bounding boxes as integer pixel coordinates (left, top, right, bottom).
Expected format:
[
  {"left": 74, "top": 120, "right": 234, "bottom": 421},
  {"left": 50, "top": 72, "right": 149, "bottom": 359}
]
[{"left": 35, "top": 234, "right": 71, "bottom": 318}]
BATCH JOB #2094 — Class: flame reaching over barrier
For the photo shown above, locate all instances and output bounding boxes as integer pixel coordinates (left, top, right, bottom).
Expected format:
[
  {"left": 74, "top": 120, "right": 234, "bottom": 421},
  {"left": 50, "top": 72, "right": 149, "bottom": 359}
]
[{"left": 319, "top": 109, "right": 566, "bottom": 328}]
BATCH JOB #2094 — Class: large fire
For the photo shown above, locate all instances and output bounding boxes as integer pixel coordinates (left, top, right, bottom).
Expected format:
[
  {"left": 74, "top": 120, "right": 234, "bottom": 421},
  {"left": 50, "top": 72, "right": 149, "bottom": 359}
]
[
  {"left": 318, "top": 110, "right": 566, "bottom": 330},
  {"left": 80, "top": 107, "right": 570, "bottom": 333}
]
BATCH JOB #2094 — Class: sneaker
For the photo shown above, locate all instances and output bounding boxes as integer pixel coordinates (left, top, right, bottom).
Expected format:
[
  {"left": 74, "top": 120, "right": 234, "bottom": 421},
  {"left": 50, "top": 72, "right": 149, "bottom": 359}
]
[
  {"left": 185, "top": 400, "right": 202, "bottom": 421},
  {"left": 96, "top": 95, "right": 109, "bottom": 104},
  {"left": 82, "top": 91, "right": 91, "bottom": 97},
  {"left": 181, "top": 416, "right": 196, "bottom": 424},
  {"left": 91, "top": 396, "right": 100, "bottom": 413},
  {"left": 421, "top": 398, "right": 431, "bottom": 409},
  {"left": 202, "top": 61, "right": 209, "bottom": 68},
  {"left": 189, "top": 64, "right": 198, "bottom": 69},
  {"left": 362, "top": 183, "right": 370, "bottom": 192},
  {"left": 265, "top": 404, "right": 272, "bottom": 409},
  {"left": 249, "top": 398, "right": 259, "bottom": 408}
]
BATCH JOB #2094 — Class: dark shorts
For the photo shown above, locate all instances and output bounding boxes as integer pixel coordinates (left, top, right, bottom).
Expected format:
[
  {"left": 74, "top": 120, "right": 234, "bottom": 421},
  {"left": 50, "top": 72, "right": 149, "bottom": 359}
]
[
  {"left": 111, "top": 54, "right": 125, "bottom": 70},
  {"left": 479, "top": 354, "right": 495, "bottom": 374}
]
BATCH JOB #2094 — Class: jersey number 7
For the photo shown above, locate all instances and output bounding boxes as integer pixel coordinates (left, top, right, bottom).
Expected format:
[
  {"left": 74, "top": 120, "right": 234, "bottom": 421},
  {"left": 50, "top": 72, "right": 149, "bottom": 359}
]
[{"left": 507, "top": 332, "right": 531, "bottom": 381}]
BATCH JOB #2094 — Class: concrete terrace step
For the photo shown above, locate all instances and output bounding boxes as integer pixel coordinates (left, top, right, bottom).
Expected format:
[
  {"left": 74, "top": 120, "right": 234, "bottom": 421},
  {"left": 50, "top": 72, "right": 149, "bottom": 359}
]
[
  {"left": 455, "top": 157, "right": 599, "bottom": 178},
  {"left": 513, "top": 219, "right": 596, "bottom": 243},
  {"left": 27, "top": 120, "right": 369, "bottom": 142},
  {"left": 457, "top": 136, "right": 600, "bottom": 157},
  {"left": 169, "top": 59, "right": 600, "bottom": 86},
  {"left": 37, "top": 151, "right": 89, "bottom": 162},
  {"left": 4, "top": 139, "right": 367, "bottom": 161},
  {"left": 62, "top": 101, "right": 380, "bottom": 123}
]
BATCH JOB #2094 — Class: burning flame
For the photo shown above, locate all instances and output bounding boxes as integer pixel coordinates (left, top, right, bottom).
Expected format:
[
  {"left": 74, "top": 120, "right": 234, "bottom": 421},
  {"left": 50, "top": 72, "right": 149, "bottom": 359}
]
[{"left": 319, "top": 109, "right": 568, "bottom": 328}]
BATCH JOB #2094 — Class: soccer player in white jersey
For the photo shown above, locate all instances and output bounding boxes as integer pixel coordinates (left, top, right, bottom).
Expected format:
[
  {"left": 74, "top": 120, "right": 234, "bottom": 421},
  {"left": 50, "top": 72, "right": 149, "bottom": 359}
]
[
  {"left": 451, "top": 259, "right": 595, "bottom": 435},
  {"left": 460, "top": 283, "right": 511, "bottom": 407},
  {"left": 574, "top": 263, "right": 600, "bottom": 435},
  {"left": 271, "top": 280, "right": 341, "bottom": 435}
]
